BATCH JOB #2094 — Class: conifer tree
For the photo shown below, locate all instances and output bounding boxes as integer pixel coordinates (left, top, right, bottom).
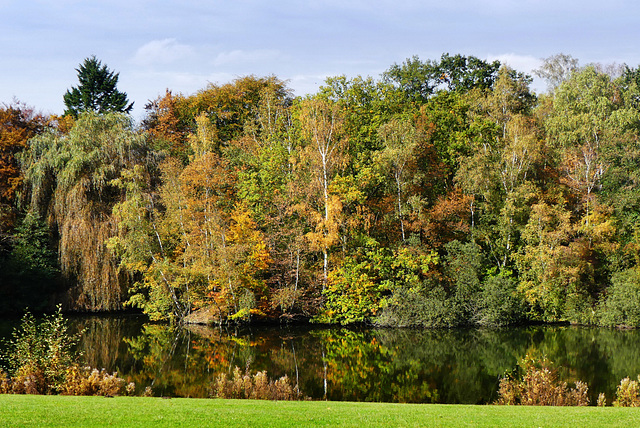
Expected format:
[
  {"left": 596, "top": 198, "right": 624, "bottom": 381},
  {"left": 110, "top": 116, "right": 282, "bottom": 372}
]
[{"left": 63, "top": 56, "right": 133, "bottom": 117}]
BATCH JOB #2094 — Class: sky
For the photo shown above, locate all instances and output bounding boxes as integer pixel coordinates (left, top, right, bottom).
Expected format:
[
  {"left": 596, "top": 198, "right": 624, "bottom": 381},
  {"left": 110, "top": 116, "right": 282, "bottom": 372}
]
[{"left": 1, "top": 0, "right": 639, "bottom": 119}]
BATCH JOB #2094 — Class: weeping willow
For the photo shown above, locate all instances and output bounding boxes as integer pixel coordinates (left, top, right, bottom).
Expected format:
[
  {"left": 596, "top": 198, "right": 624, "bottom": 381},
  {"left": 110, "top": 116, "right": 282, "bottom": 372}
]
[{"left": 20, "top": 112, "right": 153, "bottom": 311}]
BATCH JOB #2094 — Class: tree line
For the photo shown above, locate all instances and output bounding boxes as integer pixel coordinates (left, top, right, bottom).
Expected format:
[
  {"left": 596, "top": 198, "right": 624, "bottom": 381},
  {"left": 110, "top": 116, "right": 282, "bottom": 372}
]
[{"left": 2, "top": 53, "right": 640, "bottom": 328}]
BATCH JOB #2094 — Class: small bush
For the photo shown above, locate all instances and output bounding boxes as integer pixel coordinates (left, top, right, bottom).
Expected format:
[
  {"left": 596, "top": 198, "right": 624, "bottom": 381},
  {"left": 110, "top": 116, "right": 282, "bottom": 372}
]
[
  {"left": 613, "top": 376, "right": 640, "bottom": 407},
  {"left": 597, "top": 392, "right": 607, "bottom": 407},
  {"left": 211, "top": 366, "right": 303, "bottom": 400},
  {"left": 496, "top": 355, "right": 589, "bottom": 406},
  {"left": 0, "top": 306, "right": 80, "bottom": 394},
  {"left": 0, "top": 306, "right": 134, "bottom": 396},
  {"left": 61, "top": 366, "right": 130, "bottom": 396}
]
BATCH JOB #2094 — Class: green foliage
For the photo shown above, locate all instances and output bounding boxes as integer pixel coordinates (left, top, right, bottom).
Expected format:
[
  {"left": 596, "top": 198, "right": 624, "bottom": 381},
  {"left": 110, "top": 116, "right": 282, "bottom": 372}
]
[
  {"left": 0, "top": 212, "right": 59, "bottom": 312},
  {"left": 63, "top": 56, "right": 133, "bottom": 118},
  {"left": 478, "top": 274, "right": 525, "bottom": 327},
  {"left": 378, "top": 240, "right": 486, "bottom": 328},
  {"left": 376, "top": 241, "right": 524, "bottom": 328},
  {"left": 383, "top": 53, "right": 501, "bottom": 103},
  {"left": 444, "top": 240, "right": 484, "bottom": 318},
  {"left": 10, "top": 212, "right": 58, "bottom": 276},
  {"left": 376, "top": 282, "right": 457, "bottom": 328},
  {"left": 375, "top": 246, "right": 471, "bottom": 328},
  {"left": 316, "top": 248, "right": 388, "bottom": 324},
  {"left": 598, "top": 268, "right": 640, "bottom": 327}
]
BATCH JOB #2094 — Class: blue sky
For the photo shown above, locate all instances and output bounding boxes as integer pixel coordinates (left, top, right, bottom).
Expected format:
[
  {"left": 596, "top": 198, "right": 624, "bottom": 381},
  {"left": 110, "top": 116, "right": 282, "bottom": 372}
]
[{"left": 2, "top": 0, "right": 639, "bottom": 118}]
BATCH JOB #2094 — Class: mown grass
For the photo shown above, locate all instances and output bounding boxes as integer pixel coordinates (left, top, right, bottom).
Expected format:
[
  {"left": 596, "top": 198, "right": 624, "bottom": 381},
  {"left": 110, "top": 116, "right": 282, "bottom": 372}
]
[{"left": 1, "top": 396, "right": 640, "bottom": 427}]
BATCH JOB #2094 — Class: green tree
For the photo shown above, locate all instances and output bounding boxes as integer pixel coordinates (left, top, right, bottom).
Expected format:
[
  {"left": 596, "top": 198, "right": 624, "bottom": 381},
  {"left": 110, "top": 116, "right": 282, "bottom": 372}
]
[
  {"left": 375, "top": 117, "right": 417, "bottom": 242},
  {"left": 383, "top": 53, "right": 501, "bottom": 104},
  {"left": 63, "top": 56, "right": 133, "bottom": 117},
  {"left": 456, "top": 66, "right": 541, "bottom": 270}
]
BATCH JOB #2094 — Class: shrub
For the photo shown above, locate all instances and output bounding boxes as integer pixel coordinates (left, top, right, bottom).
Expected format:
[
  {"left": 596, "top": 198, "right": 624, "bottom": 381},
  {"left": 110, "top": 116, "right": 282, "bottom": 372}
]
[
  {"left": 0, "top": 306, "right": 135, "bottom": 396},
  {"left": 598, "top": 268, "right": 640, "bottom": 327},
  {"left": 0, "top": 306, "right": 80, "bottom": 394},
  {"left": 613, "top": 376, "right": 640, "bottom": 407},
  {"left": 0, "top": 371, "right": 11, "bottom": 394},
  {"left": 376, "top": 284, "right": 459, "bottom": 328},
  {"left": 496, "top": 355, "right": 589, "bottom": 406},
  {"left": 61, "top": 366, "right": 131, "bottom": 396},
  {"left": 477, "top": 275, "right": 525, "bottom": 326},
  {"left": 597, "top": 392, "right": 607, "bottom": 407},
  {"left": 211, "top": 366, "right": 304, "bottom": 400}
]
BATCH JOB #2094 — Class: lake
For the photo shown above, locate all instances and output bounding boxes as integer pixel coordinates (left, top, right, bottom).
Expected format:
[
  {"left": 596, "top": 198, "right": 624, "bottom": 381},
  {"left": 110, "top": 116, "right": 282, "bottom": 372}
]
[{"left": 2, "top": 315, "right": 640, "bottom": 403}]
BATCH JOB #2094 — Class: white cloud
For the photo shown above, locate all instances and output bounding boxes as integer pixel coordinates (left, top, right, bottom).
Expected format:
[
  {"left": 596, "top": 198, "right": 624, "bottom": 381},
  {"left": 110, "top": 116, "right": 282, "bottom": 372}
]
[
  {"left": 132, "top": 39, "right": 195, "bottom": 66},
  {"left": 288, "top": 74, "right": 332, "bottom": 96},
  {"left": 213, "top": 49, "right": 282, "bottom": 67}
]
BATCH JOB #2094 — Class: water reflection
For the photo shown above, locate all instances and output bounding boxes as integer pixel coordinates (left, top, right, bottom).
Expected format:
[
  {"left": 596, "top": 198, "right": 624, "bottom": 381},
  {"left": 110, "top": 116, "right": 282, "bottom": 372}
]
[{"left": 3, "top": 316, "right": 640, "bottom": 403}]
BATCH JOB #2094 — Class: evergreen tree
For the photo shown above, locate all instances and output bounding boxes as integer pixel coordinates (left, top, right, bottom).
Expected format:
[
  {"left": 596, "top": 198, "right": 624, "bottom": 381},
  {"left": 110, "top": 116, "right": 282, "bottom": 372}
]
[{"left": 63, "top": 56, "right": 133, "bottom": 117}]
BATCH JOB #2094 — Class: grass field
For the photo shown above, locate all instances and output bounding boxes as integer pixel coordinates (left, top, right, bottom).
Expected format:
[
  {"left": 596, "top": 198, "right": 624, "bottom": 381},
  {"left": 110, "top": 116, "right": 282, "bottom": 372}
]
[{"left": 1, "top": 395, "right": 640, "bottom": 427}]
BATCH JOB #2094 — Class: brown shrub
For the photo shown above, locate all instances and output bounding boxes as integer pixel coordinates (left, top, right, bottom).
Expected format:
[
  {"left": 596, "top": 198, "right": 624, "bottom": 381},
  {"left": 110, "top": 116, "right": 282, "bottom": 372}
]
[
  {"left": 211, "top": 366, "right": 303, "bottom": 400},
  {"left": 496, "top": 355, "right": 589, "bottom": 406},
  {"left": 61, "top": 365, "right": 131, "bottom": 396},
  {"left": 597, "top": 392, "right": 607, "bottom": 407},
  {"left": 613, "top": 376, "right": 640, "bottom": 407},
  {"left": 0, "top": 371, "right": 9, "bottom": 394}
]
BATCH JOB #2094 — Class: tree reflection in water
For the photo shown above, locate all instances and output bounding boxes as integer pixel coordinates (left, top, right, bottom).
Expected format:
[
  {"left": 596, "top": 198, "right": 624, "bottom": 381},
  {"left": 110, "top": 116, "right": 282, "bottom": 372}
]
[{"left": 8, "top": 316, "right": 640, "bottom": 403}]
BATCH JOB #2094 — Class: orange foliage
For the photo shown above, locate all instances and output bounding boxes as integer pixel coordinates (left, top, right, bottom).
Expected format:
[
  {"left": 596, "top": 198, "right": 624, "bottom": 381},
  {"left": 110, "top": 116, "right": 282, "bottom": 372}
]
[
  {"left": 144, "top": 90, "right": 190, "bottom": 158},
  {"left": 421, "top": 189, "right": 474, "bottom": 249},
  {"left": 0, "top": 103, "right": 45, "bottom": 204}
]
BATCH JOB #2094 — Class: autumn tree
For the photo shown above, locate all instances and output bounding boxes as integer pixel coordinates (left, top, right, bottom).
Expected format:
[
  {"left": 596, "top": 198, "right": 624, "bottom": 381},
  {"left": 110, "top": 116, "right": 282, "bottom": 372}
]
[
  {"left": 63, "top": 56, "right": 133, "bottom": 118},
  {"left": 21, "top": 112, "right": 152, "bottom": 311},
  {"left": 547, "top": 66, "right": 639, "bottom": 261},
  {"left": 237, "top": 85, "right": 316, "bottom": 315},
  {"left": 0, "top": 102, "right": 46, "bottom": 250},
  {"left": 143, "top": 90, "right": 192, "bottom": 160},
  {"left": 112, "top": 114, "right": 272, "bottom": 321},
  {"left": 514, "top": 199, "right": 586, "bottom": 321},
  {"left": 186, "top": 75, "right": 290, "bottom": 146},
  {"left": 297, "top": 97, "right": 347, "bottom": 291}
]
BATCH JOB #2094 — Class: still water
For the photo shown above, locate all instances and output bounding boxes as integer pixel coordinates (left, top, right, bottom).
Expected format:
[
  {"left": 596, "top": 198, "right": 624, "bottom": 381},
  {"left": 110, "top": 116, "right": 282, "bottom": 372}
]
[{"left": 2, "top": 315, "right": 640, "bottom": 403}]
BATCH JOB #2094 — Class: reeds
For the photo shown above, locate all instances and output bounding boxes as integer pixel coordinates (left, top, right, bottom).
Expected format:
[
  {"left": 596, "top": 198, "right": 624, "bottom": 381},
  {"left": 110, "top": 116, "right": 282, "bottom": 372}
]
[{"left": 211, "top": 366, "right": 304, "bottom": 400}]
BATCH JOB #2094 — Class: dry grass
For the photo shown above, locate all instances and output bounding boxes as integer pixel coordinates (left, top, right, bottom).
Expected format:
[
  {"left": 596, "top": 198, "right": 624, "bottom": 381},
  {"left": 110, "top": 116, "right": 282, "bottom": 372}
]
[
  {"left": 0, "top": 366, "right": 133, "bottom": 397},
  {"left": 613, "top": 376, "right": 640, "bottom": 407},
  {"left": 496, "top": 355, "right": 590, "bottom": 406},
  {"left": 211, "top": 366, "right": 304, "bottom": 400}
]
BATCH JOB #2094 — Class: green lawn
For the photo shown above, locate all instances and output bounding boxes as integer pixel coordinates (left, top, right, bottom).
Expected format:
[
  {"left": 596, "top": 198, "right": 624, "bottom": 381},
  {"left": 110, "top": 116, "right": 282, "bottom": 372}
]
[{"left": 0, "top": 395, "right": 638, "bottom": 427}]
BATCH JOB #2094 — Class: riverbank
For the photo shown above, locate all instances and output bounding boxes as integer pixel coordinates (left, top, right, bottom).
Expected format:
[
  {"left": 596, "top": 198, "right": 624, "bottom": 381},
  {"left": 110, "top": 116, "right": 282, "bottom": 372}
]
[{"left": 1, "top": 395, "right": 638, "bottom": 427}]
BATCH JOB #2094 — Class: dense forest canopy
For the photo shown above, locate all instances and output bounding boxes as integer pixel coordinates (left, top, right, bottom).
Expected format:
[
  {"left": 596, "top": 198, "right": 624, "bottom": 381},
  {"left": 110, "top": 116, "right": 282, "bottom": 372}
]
[{"left": 2, "top": 53, "right": 640, "bottom": 328}]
